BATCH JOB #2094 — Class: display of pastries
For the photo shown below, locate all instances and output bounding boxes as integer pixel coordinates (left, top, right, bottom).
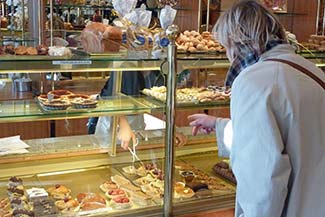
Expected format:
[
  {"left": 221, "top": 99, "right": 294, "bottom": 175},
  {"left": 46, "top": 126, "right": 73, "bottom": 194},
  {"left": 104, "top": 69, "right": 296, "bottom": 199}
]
[
  {"left": 47, "top": 184, "right": 71, "bottom": 200},
  {"left": 38, "top": 90, "right": 97, "bottom": 110},
  {"left": 176, "top": 30, "right": 225, "bottom": 53},
  {"left": 302, "top": 34, "right": 325, "bottom": 51},
  {"left": 142, "top": 86, "right": 230, "bottom": 104},
  {"left": 0, "top": 45, "right": 49, "bottom": 56}
]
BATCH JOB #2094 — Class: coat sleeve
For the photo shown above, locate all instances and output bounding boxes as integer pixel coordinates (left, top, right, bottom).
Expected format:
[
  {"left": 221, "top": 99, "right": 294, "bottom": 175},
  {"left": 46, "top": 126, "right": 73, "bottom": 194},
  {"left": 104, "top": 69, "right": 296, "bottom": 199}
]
[
  {"left": 215, "top": 118, "right": 233, "bottom": 158},
  {"left": 230, "top": 76, "right": 291, "bottom": 217}
]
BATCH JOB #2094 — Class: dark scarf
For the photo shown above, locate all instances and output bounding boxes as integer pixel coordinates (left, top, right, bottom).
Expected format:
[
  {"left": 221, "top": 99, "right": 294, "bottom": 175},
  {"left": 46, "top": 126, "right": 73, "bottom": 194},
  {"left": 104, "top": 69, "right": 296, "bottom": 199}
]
[{"left": 225, "top": 40, "right": 285, "bottom": 87}]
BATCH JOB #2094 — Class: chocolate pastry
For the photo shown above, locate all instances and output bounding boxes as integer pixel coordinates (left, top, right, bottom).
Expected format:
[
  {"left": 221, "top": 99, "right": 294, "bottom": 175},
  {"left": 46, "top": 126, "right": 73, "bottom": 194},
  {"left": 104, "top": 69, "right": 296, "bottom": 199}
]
[
  {"left": 36, "top": 45, "right": 48, "bottom": 55},
  {"left": 4, "top": 45, "right": 15, "bottom": 55},
  {"left": 186, "top": 181, "right": 208, "bottom": 192},
  {"left": 7, "top": 186, "right": 24, "bottom": 196},
  {"left": 33, "top": 199, "right": 58, "bottom": 217},
  {"left": 213, "top": 162, "right": 237, "bottom": 184},
  {"left": 13, "top": 208, "right": 34, "bottom": 217},
  {"left": 9, "top": 177, "right": 23, "bottom": 184}
]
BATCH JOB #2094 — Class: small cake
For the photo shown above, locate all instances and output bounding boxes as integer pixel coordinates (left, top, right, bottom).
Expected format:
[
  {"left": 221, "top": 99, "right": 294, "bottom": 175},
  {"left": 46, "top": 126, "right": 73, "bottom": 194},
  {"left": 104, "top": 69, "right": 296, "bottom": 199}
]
[
  {"left": 47, "top": 184, "right": 71, "bottom": 200},
  {"left": 111, "top": 196, "right": 131, "bottom": 210},
  {"left": 26, "top": 188, "right": 48, "bottom": 202},
  {"left": 33, "top": 199, "right": 59, "bottom": 216},
  {"left": 7, "top": 185, "right": 24, "bottom": 197},
  {"left": 7, "top": 177, "right": 23, "bottom": 188},
  {"left": 105, "top": 189, "right": 126, "bottom": 199},
  {"left": 99, "top": 180, "right": 118, "bottom": 193}
]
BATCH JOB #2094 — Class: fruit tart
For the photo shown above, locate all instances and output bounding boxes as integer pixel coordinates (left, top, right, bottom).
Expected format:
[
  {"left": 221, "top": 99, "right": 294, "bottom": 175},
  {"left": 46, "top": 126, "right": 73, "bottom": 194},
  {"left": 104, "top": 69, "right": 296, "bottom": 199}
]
[
  {"left": 110, "top": 196, "right": 131, "bottom": 210},
  {"left": 105, "top": 189, "right": 127, "bottom": 199}
]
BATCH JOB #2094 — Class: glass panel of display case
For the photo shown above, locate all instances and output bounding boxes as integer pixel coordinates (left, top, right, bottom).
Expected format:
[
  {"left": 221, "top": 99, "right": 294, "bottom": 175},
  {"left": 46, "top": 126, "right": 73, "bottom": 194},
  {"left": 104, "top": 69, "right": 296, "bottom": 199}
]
[{"left": 0, "top": 95, "right": 162, "bottom": 123}]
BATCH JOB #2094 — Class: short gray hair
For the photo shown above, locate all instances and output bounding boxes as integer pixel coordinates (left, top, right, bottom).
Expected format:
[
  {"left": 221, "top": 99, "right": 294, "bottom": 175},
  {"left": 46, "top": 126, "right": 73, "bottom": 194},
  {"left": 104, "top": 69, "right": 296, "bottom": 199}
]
[{"left": 214, "top": 0, "right": 286, "bottom": 57}]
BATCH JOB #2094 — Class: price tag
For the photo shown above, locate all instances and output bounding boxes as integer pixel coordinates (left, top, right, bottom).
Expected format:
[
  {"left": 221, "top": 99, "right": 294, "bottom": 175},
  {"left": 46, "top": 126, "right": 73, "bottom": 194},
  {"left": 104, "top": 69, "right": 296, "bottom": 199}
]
[{"left": 52, "top": 60, "right": 92, "bottom": 65}]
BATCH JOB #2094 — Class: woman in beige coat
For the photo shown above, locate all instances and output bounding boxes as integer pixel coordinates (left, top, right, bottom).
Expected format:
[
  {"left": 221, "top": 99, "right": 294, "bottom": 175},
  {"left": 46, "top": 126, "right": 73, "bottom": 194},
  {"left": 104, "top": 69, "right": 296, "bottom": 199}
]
[{"left": 189, "top": 1, "right": 325, "bottom": 216}]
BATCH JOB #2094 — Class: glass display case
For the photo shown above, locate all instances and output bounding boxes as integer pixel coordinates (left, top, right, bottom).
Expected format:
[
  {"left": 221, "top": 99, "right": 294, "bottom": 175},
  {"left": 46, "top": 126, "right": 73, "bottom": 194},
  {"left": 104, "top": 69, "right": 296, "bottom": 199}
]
[{"left": 0, "top": 48, "right": 238, "bottom": 217}]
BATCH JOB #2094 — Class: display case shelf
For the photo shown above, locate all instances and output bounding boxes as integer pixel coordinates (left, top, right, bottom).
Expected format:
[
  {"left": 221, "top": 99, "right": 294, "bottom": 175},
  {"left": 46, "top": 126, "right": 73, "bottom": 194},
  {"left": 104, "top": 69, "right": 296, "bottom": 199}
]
[{"left": 0, "top": 95, "right": 162, "bottom": 123}]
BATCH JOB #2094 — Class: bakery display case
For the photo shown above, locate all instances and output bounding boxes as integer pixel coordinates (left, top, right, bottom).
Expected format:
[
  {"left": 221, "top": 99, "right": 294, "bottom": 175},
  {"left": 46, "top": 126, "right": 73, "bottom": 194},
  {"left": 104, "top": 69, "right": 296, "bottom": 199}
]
[{"left": 0, "top": 44, "right": 238, "bottom": 216}]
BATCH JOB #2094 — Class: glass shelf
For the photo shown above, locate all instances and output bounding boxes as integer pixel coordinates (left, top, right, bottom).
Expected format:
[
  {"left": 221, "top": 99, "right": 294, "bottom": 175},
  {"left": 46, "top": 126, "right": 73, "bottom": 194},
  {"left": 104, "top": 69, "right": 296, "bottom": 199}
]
[
  {"left": 0, "top": 96, "right": 162, "bottom": 123},
  {"left": 0, "top": 51, "right": 324, "bottom": 73}
]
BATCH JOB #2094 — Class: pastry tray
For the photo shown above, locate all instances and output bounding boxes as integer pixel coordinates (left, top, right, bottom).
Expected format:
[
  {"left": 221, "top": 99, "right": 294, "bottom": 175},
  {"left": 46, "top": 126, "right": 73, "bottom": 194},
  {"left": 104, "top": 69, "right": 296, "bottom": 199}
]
[{"left": 141, "top": 91, "right": 230, "bottom": 107}]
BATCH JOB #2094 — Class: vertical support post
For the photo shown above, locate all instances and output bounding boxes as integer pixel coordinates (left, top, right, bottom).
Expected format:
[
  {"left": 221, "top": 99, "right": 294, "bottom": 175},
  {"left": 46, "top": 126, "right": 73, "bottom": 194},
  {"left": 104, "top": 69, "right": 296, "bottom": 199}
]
[
  {"left": 197, "top": 0, "right": 202, "bottom": 32},
  {"left": 21, "top": 0, "right": 25, "bottom": 45},
  {"left": 206, "top": 0, "right": 210, "bottom": 32},
  {"left": 10, "top": 0, "right": 14, "bottom": 40},
  {"left": 110, "top": 70, "right": 122, "bottom": 156},
  {"left": 163, "top": 25, "right": 179, "bottom": 217},
  {"left": 50, "top": 0, "right": 53, "bottom": 46},
  {"left": 38, "top": 0, "right": 42, "bottom": 45},
  {"left": 316, "top": 0, "right": 321, "bottom": 34}
]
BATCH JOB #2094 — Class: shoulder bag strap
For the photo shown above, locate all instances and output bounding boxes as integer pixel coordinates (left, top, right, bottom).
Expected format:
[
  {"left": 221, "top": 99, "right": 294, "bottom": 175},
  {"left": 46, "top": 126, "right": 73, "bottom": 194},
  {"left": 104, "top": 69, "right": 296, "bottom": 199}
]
[{"left": 265, "top": 58, "right": 325, "bottom": 90}]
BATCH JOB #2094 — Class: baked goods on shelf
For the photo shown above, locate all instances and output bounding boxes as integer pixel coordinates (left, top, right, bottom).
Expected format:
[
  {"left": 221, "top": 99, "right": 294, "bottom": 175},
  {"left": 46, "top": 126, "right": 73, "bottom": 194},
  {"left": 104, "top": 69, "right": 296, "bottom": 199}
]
[
  {"left": 37, "top": 90, "right": 97, "bottom": 110},
  {"left": 110, "top": 196, "right": 131, "bottom": 210},
  {"left": 26, "top": 188, "right": 48, "bottom": 202},
  {"left": 0, "top": 45, "right": 49, "bottom": 56},
  {"left": 142, "top": 86, "right": 230, "bottom": 104},
  {"left": 33, "top": 199, "right": 59, "bottom": 216},
  {"left": 175, "top": 161, "right": 234, "bottom": 192},
  {"left": 0, "top": 198, "right": 11, "bottom": 217},
  {"left": 213, "top": 161, "right": 237, "bottom": 184},
  {"left": 302, "top": 34, "right": 325, "bottom": 52},
  {"left": 105, "top": 189, "right": 127, "bottom": 199},
  {"left": 77, "top": 193, "right": 107, "bottom": 211},
  {"left": 176, "top": 30, "right": 225, "bottom": 53},
  {"left": 80, "top": 22, "right": 123, "bottom": 53},
  {"left": 55, "top": 198, "right": 79, "bottom": 212},
  {"left": 48, "top": 46, "right": 72, "bottom": 57},
  {"left": 47, "top": 184, "right": 71, "bottom": 200}
]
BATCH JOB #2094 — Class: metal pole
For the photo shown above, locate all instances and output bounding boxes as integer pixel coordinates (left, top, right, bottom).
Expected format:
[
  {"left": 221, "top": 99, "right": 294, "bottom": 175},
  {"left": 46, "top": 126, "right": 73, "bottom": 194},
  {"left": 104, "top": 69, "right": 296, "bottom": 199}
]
[
  {"left": 10, "top": 0, "right": 14, "bottom": 39},
  {"left": 163, "top": 24, "right": 179, "bottom": 217},
  {"left": 206, "top": 0, "right": 210, "bottom": 32},
  {"left": 316, "top": 0, "right": 321, "bottom": 34},
  {"left": 110, "top": 70, "right": 123, "bottom": 157},
  {"left": 21, "top": 0, "right": 25, "bottom": 44},
  {"left": 50, "top": 0, "right": 53, "bottom": 46},
  {"left": 38, "top": 0, "right": 42, "bottom": 45},
  {"left": 197, "top": 0, "right": 202, "bottom": 32}
]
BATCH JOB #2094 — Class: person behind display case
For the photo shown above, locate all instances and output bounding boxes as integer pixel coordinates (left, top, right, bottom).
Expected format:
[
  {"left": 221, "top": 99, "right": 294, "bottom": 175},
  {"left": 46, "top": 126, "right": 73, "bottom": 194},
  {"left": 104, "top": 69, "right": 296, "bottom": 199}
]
[
  {"left": 188, "top": 1, "right": 325, "bottom": 217},
  {"left": 88, "top": 70, "right": 187, "bottom": 149}
]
